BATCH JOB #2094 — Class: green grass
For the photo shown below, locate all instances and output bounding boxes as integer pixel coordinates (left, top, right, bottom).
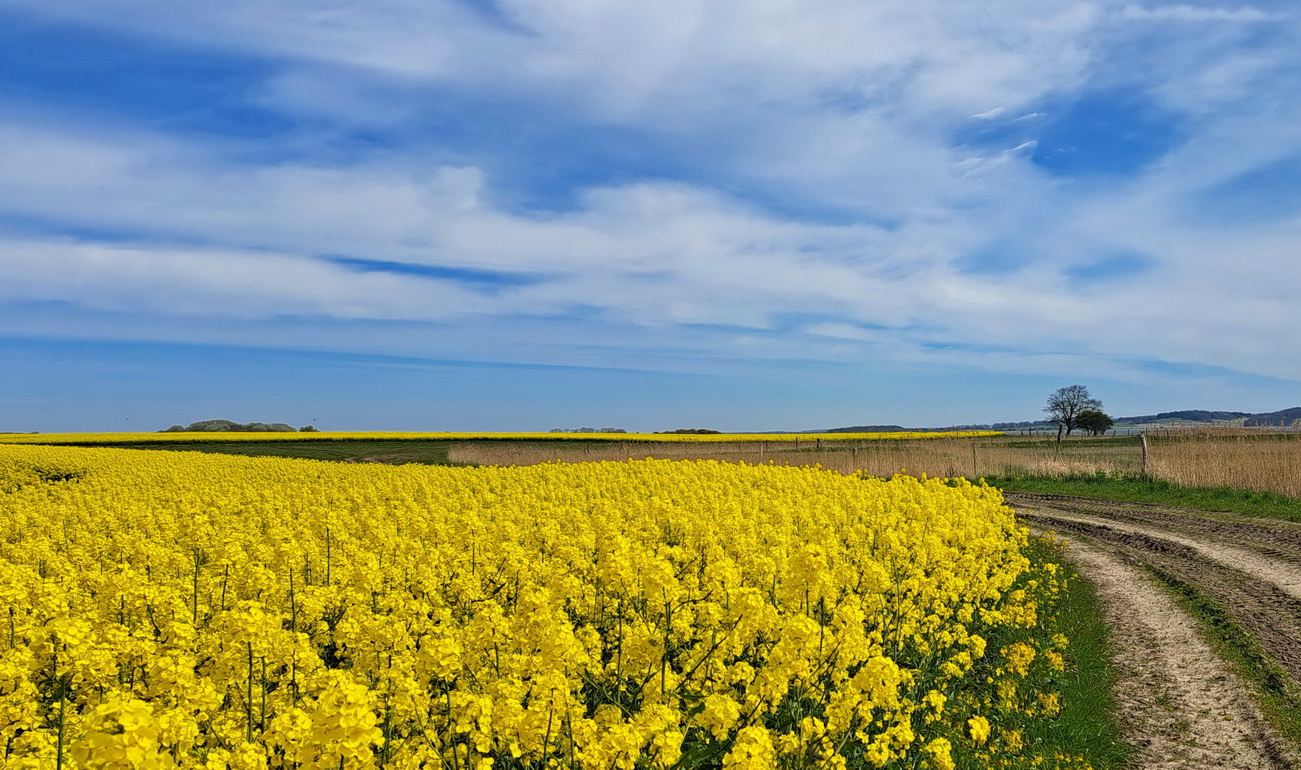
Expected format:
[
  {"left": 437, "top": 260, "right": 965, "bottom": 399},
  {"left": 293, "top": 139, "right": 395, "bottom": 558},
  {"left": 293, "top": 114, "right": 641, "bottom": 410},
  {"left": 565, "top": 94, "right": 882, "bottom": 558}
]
[
  {"left": 986, "top": 473, "right": 1301, "bottom": 523},
  {"left": 1024, "top": 537, "right": 1134, "bottom": 769},
  {"left": 1145, "top": 564, "right": 1301, "bottom": 754},
  {"left": 95, "top": 439, "right": 463, "bottom": 465}
]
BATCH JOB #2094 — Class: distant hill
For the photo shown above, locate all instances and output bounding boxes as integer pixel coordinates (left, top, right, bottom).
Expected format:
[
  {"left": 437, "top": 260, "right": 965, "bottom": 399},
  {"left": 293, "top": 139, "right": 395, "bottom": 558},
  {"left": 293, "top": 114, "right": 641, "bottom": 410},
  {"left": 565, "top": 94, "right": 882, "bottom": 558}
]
[
  {"left": 1116, "top": 410, "right": 1250, "bottom": 425},
  {"left": 825, "top": 407, "right": 1298, "bottom": 433},
  {"left": 161, "top": 419, "right": 302, "bottom": 433},
  {"left": 1244, "top": 407, "right": 1301, "bottom": 427},
  {"left": 995, "top": 407, "right": 1300, "bottom": 432}
]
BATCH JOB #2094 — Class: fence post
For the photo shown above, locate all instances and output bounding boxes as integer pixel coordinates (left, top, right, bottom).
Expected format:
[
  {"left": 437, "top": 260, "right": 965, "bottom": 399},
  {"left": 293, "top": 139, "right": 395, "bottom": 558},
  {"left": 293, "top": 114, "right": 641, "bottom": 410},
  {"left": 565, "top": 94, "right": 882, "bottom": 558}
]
[{"left": 1140, "top": 432, "right": 1149, "bottom": 476}]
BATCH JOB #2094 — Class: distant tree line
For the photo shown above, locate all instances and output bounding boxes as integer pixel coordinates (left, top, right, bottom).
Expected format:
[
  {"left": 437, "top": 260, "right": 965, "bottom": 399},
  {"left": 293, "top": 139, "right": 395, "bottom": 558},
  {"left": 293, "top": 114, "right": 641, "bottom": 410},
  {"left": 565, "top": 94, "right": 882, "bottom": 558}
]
[
  {"left": 161, "top": 420, "right": 319, "bottom": 433},
  {"left": 548, "top": 427, "right": 627, "bottom": 433},
  {"left": 1125, "top": 409, "right": 1249, "bottom": 424},
  {"left": 1245, "top": 407, "right": 1301, "bottom": 427},
  {"left": 654, "top": 429, "right": 722, "bottom": 434}
]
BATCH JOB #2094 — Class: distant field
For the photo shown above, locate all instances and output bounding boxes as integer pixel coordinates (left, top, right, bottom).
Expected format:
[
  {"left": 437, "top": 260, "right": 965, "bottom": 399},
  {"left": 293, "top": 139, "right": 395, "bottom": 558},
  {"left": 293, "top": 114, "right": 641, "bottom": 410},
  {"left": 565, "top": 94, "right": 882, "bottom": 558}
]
[
  {"left": 82, "top": 439, "right": 463, "bottom": 465},
  {"left": 0, "top": 429, "right": 1001, "bottom": 444},
  {"left": 6, "top": 428, "right": 1299, "bottom": 500},
  {"left": 0, "top": 431, "right": 999, "bottom": 468},
  {"left": 447, "top": 432, "right": 1145, "bottom": 477},
  {"left": 448, "top": 430, "right": 1301, "bottom": 501}
]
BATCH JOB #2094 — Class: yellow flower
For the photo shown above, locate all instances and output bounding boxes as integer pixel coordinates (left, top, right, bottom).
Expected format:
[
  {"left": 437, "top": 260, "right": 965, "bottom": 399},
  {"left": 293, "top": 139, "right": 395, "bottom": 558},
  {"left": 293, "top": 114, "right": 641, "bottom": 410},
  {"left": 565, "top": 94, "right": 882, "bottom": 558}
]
[
  {"left": 695, "top": 693, "right": 741, "bottom": 740},
  {"left": 70, "top": 695, "right": 168, "bottom": 769},
  {"left": 723, "top": 726, "right": 777, "bottom": 770},
  {"left": 1001, "top": 642, "right": 1036, "bottom": 677},
  {"left": 922, "top": 737, "right": 955, "bottom": 770}
]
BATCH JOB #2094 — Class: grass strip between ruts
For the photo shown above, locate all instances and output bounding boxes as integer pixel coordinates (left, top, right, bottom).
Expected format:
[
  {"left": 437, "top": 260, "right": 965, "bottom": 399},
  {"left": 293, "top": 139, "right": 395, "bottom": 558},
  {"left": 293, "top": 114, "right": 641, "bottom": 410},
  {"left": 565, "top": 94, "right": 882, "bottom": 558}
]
[{"left": 1143, "top": 564, "right": 1301, "bottom": 758}]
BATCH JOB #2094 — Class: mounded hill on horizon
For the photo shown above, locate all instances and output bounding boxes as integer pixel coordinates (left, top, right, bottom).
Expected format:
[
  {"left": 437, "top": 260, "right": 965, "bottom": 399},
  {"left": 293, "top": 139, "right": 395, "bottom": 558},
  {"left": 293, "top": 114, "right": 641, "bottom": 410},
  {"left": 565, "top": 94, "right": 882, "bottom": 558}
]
[
  {"left": 1118, "top": 410, "right": 1251, "bottom": 424},
  {"left": 826, "top": 407, "right": 1299, "bottom": 432},
  {"left": 1244, "top": 407, "right": 1301, "bottom": 427},
  {"left": 160, "top": 419, "right": 306, "bottom": 433}
]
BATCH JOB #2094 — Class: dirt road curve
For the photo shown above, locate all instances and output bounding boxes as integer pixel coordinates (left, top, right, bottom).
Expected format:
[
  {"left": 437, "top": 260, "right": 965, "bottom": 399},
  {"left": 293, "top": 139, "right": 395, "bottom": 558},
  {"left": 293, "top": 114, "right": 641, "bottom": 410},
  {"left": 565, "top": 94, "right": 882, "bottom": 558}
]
[{"left": 1007, "top": 492, "right": 1301, "bottom": 769}]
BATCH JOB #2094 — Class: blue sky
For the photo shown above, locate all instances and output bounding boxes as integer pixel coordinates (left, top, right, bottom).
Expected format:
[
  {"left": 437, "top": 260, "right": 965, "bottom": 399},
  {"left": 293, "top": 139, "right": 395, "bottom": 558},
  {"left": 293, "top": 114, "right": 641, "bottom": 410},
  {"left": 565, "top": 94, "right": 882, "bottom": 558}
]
[{"left": 2, "top": 0, "right": 1300, "bottom": 432}]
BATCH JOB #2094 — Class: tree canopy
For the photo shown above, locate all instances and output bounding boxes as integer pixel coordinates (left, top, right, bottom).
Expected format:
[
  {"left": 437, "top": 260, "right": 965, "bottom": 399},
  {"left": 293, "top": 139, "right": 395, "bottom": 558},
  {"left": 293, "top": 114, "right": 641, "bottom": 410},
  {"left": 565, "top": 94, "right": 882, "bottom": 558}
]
[
  {"left": 1044, "top": 385, "right": 1103, "bottom": 437},
  {"left": 1075, "top": 409, "right": 1115, "bottom": 436}
]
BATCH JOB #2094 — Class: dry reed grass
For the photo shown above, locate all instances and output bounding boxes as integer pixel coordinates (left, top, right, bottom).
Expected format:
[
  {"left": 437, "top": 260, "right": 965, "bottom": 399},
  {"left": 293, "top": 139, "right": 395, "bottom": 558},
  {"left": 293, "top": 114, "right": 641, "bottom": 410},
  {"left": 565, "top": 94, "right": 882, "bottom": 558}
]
[{"left": 1147, "top": 428, "right": 1301, "bottom": 497}]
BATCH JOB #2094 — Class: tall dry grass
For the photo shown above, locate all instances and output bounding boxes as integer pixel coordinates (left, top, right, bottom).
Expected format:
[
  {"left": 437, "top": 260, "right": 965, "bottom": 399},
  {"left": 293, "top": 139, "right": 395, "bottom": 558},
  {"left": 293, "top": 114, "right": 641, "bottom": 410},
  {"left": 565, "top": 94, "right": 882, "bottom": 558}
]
[{"left": 1147, "top": 428, "right": 1301, "bottom": 497}]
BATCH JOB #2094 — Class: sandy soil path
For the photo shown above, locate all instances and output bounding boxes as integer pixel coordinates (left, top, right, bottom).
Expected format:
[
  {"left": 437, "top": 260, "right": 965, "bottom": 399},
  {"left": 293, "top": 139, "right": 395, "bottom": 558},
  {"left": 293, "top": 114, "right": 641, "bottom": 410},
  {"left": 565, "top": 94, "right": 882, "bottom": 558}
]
[
  {"left": 1008, "top": 492, "right": 1301, "bottom": 560},
  {"left": 1012, "top": 494, "right": 1301, "bottom": 687},
  {"left": 1024, "top": 507, "right": 1301, "bottom": 601},
  {"left": 1060, "top": 538, "right": 1285, "bottom": 768}
]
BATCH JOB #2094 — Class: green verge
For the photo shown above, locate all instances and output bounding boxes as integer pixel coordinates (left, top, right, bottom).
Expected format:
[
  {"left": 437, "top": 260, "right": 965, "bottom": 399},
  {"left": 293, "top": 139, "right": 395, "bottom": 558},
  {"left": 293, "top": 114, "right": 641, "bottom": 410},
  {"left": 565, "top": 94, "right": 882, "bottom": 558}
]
[
  {"left": 1143, "top": 564, "right": 1301, "bottom": 753},
  {"left": 1022, "top": 536, "right": 1133, "bottom": 769},
  {"left": 986, "top": 473, "right": 1301, "bottom": 524}
]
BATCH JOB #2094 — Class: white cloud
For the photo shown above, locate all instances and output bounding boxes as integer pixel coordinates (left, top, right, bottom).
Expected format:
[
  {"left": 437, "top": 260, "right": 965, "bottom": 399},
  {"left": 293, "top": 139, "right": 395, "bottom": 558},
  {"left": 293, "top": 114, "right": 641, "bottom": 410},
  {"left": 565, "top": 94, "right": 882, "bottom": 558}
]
[
  {"left": 0, "top": 239, "right": 492, "bottom": 321},
  {"left": 1117, "top": 4, "right": 1282, "bottom": 22},
  {"left": 1, "top": 0, "right": 1301, "bottom": 392},
  {"left": 4, "top": 104, "right": 1301, "bottom": 384},
  {"left": 6, "top": 0, "right": 1097, "bottom": 124}
]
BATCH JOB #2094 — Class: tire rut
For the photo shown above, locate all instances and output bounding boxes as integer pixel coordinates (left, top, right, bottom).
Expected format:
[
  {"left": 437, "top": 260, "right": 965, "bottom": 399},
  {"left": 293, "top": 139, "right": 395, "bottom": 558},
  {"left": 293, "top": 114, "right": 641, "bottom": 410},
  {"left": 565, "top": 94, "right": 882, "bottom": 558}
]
[
  {"left": 1021, "top": 508, "right": 1301, "bottom": 601},
  {"left": 1010, "top": 493, "right": 1301, "bottom": 766},
  {"left": 1058, "top": 537, "right": 1287, "bottom": 769},
  {"left": 1023, "top": 513, "right": 1301, "bottom": 684},
  {"left": 1006, "top": 492, "right": 1301, "bottom": 562}
]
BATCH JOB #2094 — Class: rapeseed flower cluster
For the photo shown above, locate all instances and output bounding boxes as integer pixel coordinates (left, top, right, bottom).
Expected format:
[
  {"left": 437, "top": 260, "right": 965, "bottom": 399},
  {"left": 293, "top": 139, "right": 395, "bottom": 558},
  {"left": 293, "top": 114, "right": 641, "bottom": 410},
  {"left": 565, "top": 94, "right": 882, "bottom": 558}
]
[{"left": 0, "top": 446, "right": 1083, "bottom": 768}]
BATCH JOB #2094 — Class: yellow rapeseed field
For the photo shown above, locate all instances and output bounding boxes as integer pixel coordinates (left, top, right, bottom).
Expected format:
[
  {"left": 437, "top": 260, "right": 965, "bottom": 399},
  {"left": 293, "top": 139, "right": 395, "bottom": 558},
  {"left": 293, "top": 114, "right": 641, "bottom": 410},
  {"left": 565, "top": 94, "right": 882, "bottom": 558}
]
[{"left": 0, "top": 446, "right": 1081, "bottom": 769}]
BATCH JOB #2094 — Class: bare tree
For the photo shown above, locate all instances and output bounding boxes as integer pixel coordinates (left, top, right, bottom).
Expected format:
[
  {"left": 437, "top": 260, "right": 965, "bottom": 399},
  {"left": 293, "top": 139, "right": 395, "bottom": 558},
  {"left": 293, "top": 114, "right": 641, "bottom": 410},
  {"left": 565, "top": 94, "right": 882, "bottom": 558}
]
[{"left": 1044, "top": 385, "right": 1103, "bottom": 438}]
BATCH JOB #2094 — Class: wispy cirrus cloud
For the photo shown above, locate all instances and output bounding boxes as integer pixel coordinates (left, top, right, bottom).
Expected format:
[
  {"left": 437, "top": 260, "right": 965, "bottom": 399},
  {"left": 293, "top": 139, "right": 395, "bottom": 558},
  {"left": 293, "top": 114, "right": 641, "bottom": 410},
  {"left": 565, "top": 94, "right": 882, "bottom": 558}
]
[{"left": 1116, "top": 4, "right": 1285, "bottom": 22}]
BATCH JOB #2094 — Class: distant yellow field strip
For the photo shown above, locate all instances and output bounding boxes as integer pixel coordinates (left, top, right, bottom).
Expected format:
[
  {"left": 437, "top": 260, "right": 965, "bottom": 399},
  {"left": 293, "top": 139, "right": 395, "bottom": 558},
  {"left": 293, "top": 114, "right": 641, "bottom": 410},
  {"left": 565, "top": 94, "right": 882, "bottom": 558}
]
[{"left": 0, "top": 430, "right": 1003, "bottom": 444}]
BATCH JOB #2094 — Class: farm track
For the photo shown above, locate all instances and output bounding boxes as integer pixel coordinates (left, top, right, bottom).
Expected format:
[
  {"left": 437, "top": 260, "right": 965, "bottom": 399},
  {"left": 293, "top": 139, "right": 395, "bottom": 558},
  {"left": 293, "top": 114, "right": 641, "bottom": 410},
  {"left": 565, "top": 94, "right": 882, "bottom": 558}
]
[
  {"left": 1060, "top": 539, "right": 1284, "bottom": 768},
  {"left": 1008, "top": 492, "right": 1301, "bottom": 769},
  {"left": 1013, "top": 507, "right": 1301, "bottom": 602},
  {"left": 1007, "top": 492, "right": 1301, "bottom": 562}
]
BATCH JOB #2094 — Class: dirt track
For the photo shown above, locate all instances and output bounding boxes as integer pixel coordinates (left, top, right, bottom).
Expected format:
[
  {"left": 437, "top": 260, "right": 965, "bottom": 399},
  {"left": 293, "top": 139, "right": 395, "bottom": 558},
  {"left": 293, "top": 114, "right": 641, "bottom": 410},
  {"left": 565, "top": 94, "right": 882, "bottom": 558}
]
[{"left": 1008, "top": 492, "right": 1301, "bottom": 769}]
